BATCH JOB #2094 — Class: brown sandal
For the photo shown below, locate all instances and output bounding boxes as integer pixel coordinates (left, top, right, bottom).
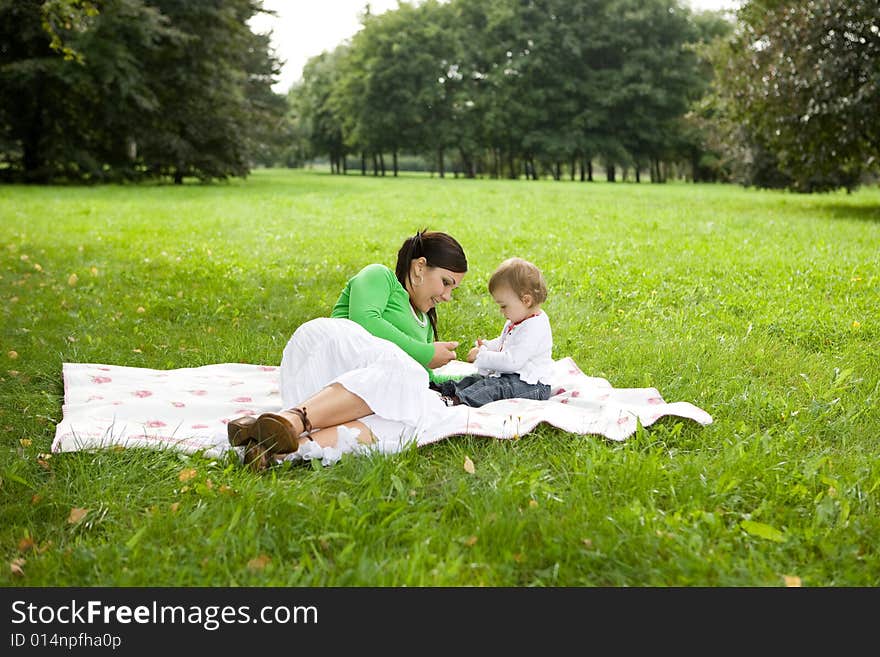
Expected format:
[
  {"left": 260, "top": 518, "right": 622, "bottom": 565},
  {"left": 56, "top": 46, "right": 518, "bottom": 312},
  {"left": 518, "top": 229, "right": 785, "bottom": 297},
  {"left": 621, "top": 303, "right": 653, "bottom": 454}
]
[
  {"left": 253, "top": 406, "right": 313, "bottom": 455},
  {"left": 242, "top": 439, "right": 272, "bottom": 472},
  {"left": 227, "top": 415, "right": 257, "bottom": 447}
]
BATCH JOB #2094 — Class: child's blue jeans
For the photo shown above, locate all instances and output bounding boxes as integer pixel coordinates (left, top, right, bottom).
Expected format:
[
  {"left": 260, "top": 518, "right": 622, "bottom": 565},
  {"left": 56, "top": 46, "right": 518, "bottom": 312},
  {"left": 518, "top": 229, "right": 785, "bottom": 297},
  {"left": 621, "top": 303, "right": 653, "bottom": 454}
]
[{"left": 434, "top": 372, "right": 551, "bottom": 408}]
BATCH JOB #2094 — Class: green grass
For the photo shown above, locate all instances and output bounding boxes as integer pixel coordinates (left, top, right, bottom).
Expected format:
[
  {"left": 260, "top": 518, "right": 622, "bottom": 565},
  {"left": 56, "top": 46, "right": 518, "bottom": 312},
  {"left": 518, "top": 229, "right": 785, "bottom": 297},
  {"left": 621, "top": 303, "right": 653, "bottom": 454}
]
[{"left": 1, "top": 168, "right": 878, "bottom": 586}]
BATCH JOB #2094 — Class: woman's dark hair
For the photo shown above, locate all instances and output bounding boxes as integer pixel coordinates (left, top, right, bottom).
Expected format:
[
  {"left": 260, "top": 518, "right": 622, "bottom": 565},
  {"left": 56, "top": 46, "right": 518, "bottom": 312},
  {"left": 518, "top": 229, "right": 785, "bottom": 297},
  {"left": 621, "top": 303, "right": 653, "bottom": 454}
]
[{"left": 395, "top": 229, "right": 468, "bottom": 339}]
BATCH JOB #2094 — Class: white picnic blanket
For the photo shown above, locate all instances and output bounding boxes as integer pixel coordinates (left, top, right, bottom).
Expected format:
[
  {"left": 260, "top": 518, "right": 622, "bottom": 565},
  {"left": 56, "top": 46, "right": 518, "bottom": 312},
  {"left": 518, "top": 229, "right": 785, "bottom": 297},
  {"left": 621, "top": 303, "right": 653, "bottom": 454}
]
[{"left": 52, "top": 358, "right": 712, "bottom": 461}]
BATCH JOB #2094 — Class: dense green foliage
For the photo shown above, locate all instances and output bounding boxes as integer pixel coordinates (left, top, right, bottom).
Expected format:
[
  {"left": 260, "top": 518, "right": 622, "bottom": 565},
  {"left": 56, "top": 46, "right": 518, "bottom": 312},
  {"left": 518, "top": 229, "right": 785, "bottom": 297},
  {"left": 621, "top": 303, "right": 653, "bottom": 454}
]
[
  {"left": 0, "top": 0, "right": 284, "bottom": 183},
  {"left": 707, "top": 0, "right": 880, "bottom": 192},
  {"left": 1, "top": 169, "right": 878, "bottom": 585},
  {"left": 5, "top": 1, "right": 878, "bottom": 194},
  {"left": 293, "top": 0, "right": 730, "bottom": 181}
]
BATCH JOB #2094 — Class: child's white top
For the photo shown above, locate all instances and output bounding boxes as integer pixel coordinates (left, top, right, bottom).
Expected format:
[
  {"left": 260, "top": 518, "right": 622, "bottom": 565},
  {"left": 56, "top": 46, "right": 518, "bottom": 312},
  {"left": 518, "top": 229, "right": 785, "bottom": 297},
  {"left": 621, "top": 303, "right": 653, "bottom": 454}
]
[{"left": 474, "top": 310, "right": 554, "bottom": 384}]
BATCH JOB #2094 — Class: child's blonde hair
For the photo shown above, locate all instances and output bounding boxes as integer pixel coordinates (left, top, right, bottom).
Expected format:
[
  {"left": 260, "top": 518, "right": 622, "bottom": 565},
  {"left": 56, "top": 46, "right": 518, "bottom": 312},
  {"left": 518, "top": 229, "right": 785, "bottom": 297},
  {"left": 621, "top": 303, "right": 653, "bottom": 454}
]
[{"left": 488, "top": 257, "right": 548, "bottom": 305}]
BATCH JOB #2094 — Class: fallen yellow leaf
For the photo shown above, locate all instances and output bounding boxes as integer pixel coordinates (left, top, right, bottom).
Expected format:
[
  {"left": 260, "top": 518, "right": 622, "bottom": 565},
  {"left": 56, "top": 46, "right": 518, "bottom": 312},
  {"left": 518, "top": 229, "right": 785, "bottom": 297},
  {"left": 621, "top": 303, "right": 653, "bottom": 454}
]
[
  {"left": 19, "top": 438, "right": 31, "bottom": 447},
  {"left": 136, "top": 306, "right": 145, "bottom": 314},
  {"left": 178, "top": 468, "right": 197, "bottom": 482},
  {"left": 10, "top": 558, "right": 25, "bottom": 576},
  {"left": 7, "top": 350, "right": 18, "bottom": 360},
  {"left": 67, "top": 273, "right": 78, "bottom": 286},
  {"left": 464, "top": 535, "right": 478, "bottom": 547},
  {"left": 169, "top": 502, "right": 180, "bottom": 513},
  {"left": 784, "top": 575, "right": 802, "bottom": 587},
  {"left": 463, "top": 456, "right": 475, "bottom": 474},
  {"left": 68, "top": 507, "right": 89, "bottom": 524},
  {"left": 247, "top": 554, "right": 271, "bottom": 571},
  {"left": 18, "top": 537, "right": 36, "bottom": 552},
  {"left": 528, "top": 499, "right": 539, "bottom": 508}
]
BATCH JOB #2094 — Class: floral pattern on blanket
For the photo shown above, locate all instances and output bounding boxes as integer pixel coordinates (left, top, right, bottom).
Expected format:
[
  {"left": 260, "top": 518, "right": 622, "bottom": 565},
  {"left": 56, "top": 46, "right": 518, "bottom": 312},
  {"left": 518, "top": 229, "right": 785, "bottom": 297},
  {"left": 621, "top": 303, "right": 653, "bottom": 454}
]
[{"left": 52, "top": 358, "right": 712, "bottom": 459}]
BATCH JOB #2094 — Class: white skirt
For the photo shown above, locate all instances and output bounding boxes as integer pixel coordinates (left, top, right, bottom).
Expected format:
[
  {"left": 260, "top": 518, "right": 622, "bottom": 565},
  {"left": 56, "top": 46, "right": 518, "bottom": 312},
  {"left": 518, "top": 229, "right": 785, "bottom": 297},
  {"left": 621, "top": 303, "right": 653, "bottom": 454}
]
[{"left": 279, "top": 317, "right": 446, "bottom": 455}]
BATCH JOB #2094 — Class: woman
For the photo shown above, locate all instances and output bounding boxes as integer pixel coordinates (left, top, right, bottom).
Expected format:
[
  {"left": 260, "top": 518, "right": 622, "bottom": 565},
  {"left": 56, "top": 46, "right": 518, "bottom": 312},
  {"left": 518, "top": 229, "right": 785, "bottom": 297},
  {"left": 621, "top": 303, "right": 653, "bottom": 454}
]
[{"left": 228, "top": 230, "right": 468, "bottom": 470}]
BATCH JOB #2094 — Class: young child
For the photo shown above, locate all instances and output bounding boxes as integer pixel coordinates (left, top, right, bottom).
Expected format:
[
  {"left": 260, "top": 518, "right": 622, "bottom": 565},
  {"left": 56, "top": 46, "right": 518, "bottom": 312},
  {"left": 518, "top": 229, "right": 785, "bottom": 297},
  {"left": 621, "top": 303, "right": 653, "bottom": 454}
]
[{"left": 435, "top": 257, "right": 554, "bottom": 407}]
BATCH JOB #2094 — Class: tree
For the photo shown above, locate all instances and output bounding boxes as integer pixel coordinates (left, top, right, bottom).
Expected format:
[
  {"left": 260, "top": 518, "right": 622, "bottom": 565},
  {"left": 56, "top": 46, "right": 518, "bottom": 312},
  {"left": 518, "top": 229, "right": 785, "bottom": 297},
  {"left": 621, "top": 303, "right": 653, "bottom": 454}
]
[
  {"left": 712, "top": 0, "right": 880, "bottom": 192},
  {"left": 670, "top": 6, "right": 735, "bottom": 182},
  {"left": 296, "top": 47, "right": 349, "bottom": 173},
  {"left": 0, "top": 0, "right": 284, "bottom": 183},
  {"left": 136, "top": 0, "right": 283, "bottom": 183},
  {"left": 0, "top": 0, "right": 177, "bottom": 181}
]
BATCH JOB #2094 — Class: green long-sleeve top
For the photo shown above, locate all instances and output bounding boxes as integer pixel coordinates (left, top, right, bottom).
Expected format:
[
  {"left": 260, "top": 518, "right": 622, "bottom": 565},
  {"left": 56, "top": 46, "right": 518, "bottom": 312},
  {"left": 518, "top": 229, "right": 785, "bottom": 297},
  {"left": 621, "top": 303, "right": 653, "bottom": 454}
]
[{"left": 330, "top": 263, "right": 457, "bottom": 383}]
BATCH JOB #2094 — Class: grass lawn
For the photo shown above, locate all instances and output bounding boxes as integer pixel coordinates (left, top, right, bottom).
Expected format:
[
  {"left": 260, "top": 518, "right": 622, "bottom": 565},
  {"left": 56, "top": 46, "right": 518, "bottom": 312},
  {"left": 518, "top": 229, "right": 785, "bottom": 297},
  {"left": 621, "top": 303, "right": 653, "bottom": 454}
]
[{"left": 1, "top": 168, "right": 878, "bottom": 586}]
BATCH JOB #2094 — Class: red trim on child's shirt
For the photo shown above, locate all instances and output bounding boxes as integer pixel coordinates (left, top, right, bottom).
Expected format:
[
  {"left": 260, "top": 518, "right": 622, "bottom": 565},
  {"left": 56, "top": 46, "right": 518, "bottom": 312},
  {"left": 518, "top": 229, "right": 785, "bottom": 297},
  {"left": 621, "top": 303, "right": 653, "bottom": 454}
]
[
  {"left": 504, "top": 311, "right": 541, "bottom": 333},
  {"left": 500, "top": 311, "right": 541, "bottom": 349}
]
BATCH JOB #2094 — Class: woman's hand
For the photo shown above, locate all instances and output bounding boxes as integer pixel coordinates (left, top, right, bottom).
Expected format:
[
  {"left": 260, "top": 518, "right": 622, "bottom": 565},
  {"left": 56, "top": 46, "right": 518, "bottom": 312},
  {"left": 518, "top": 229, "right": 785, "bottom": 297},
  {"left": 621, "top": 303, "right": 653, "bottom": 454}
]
[{"left": 428, "top": 341, "right": 459, "bottom": 368}]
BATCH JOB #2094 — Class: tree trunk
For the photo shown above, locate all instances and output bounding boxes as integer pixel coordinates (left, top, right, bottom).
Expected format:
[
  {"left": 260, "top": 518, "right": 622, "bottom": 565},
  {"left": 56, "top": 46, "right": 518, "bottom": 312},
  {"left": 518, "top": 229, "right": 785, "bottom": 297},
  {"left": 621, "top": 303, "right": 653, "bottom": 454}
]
[
  {"left": 587, "top": 160, "right": 593, "bottom": 182},
  {"left": 361, "top": 152, "right": 367, "bottom": 175},
  {"left": 393, "top": 151, "right": 398, "bottom": 177},
  {"left": 508, "top": 153, "right": 517, "bottom": 179},
  {"left": 23, "top": 109, "right": 45, "bottom": 181},
  {"left": 173, "top": 170, "right": 184, "bottom": 185},
  {"left": 459, "top": 147, "right": 474, "bottom": 178},
  {"left": 438, "top": 148, "right": 445, "bottom": 178},
  {"left": 570, "top": 157, "right": 576, "bottom": 181},
  {"left": 635, "top": 164, "right": 640, "bottom": 183},
  {"left": 372, "top": 153, "right": 378, "bottom": 176},
  {"left": 379, "top": 152, "right": 386, "bottom": 176},
  {"left": 607, "top": 164, "right": 616, "bottom": 182}
]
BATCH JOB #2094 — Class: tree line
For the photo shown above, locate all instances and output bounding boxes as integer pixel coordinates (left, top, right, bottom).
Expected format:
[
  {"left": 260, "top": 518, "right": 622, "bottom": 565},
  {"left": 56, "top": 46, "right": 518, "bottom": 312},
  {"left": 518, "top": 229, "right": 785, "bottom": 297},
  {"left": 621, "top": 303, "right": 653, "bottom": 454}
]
[
  {"left": 289, "top": 0, "right": 730, "bottom": 183},
  {"left": 1, "top": 0, "right": 877, "bottom": 192},
  {"left": 287, "top": 0, "right": 879, "bottom": 191}
]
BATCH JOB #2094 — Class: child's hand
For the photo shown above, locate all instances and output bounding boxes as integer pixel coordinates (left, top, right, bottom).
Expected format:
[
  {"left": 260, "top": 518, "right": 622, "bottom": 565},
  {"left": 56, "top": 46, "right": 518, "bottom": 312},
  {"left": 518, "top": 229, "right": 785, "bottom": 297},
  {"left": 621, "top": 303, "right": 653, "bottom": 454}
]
[{"left": 466, "top": 339, "right": 484, "bottom": 363}]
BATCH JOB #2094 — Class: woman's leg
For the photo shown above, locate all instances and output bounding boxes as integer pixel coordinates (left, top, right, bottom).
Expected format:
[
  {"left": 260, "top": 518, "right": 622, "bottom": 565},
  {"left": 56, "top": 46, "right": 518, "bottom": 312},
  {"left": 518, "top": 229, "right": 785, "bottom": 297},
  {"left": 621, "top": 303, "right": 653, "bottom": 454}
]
[
  {"left": 277, "top": 382, "right": 372, "bottom": 437},
  {"left": 244, "top": 384, "right": 374, "bottom": 466}
]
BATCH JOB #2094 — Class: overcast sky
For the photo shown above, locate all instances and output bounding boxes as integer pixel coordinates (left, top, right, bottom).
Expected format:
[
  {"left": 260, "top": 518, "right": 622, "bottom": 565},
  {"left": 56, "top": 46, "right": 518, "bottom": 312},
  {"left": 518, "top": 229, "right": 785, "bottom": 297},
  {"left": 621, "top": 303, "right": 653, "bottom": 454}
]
[{"left": 249, "top": 0, "right": 743, "bottom": 93}]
